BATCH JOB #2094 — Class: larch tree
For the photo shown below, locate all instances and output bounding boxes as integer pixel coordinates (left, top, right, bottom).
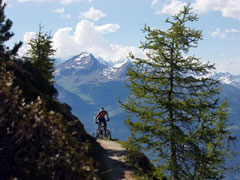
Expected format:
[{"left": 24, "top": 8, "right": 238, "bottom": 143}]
[
  {"left": 26, "top": 25, "right": 56, "bottom": 85},
  {"left": 120, "top": 5, "right": 235, "bottom": 180}
]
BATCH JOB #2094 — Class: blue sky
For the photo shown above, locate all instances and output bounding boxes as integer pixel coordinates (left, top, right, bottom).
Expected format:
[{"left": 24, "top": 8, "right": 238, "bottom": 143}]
[{"left": 4, "top": 0, "right": 240, "bottom": 74}]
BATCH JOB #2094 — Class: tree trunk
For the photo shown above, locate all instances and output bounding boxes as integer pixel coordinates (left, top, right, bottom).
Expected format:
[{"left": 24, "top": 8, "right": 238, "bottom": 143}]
[{"left": 169, "top": 57, "right": 178, "bottom": 179}]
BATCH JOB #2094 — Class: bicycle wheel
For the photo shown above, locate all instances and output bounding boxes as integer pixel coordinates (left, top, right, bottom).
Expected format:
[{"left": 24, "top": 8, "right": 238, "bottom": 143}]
[
  {"left": 105, "top": 129, "right": 111, "bottom": 139},
  {"left": 95, "top": 129, "right": 99, "bottom": 139},
  {"left": 100, "top": 129, "right": 104, "bottom": 139},
  {"left": 95, "top": 129, "right": 102, "bottom": 139}
]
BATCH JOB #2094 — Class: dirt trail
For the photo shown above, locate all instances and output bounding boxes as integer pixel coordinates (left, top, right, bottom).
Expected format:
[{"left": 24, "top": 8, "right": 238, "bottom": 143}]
[{"left": 98, "top": 139, "right": 135, "bottom": 180}]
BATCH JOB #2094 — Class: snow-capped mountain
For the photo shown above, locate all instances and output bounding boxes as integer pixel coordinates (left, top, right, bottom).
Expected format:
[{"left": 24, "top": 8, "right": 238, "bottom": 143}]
[
  {"left": 208, "top": 72, "right": 240, "bottom": 90},
  {"left": 54, "top": 52, "right": 128, "bottom": 84},
  {"left": 55, "top": 52, "right": 105, "bottom": 76},
  {"left": 55, "top": 52, "right": 240, "bottom": 89},
  {"left": 54, "top": 52, "right": 240, "bottom": 142},
  {"left": 54, "top": 52, "right": 240, "bottom": 97}
]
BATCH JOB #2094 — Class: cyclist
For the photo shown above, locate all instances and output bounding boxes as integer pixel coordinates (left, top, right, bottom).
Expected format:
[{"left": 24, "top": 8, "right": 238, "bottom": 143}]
[{"left": 94, "top": 107, "right": 110, "bottom": 136}]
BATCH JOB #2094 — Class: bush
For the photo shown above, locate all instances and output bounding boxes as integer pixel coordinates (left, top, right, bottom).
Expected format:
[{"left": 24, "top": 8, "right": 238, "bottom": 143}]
[
  {"left": 0, "top": 70, "right": 101, "bottom": 180},
  {"left": 127, "top": 151, "right": 153, "bottom": 173},
  {"left": 119, "top": 140, "right": 167, "bottom": 180}
]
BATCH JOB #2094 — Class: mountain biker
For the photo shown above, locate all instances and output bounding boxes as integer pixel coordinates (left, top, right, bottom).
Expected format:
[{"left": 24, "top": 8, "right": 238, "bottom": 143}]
[{"left": 94, "top": 107, "right": 110, "bottom": 136}]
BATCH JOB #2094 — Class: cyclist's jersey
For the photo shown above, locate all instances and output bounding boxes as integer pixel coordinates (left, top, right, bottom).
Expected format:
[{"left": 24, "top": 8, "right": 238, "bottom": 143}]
[{"left": 96, "top": 110, "right": 109, "bottom": 120}]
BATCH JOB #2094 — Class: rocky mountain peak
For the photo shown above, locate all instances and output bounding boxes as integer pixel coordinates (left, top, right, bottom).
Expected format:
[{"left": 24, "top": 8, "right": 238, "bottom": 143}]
[
  {"left": 54, "top": 52, "right": 129, "bottom": 83},
  {"left": 73, "top": 52, "right": 95, "bottom": 64},
  {"left": 55, "top": 53, "right": 240, "bottom": 90},
  {"left": 208, "top": 72, "right": 240, "bottom": 89},
  {"left": 65, "top": 52, "right": 101, "bottom": 69}
]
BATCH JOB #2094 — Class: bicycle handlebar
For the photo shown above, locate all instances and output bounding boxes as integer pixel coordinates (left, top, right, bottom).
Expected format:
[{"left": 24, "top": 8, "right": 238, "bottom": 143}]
[{"left": 95, "top": 118, "right": 110, "bottom": 123}]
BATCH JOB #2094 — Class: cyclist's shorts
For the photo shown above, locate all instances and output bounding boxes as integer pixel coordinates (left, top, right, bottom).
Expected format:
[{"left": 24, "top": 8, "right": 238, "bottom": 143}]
[{"left": 98, "top": 118, "right": 107, "bottom": 128}]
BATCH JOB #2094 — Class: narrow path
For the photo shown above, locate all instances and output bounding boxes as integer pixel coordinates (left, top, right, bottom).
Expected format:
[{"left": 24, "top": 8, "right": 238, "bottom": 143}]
[{"left": 98, "top": 139, "right": 135, "bottom": 180}]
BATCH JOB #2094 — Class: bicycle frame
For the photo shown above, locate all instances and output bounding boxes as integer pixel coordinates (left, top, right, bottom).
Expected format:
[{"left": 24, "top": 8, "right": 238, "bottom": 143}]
[{"left": 95, "top": 121, "right": 111, "bottom": 139}]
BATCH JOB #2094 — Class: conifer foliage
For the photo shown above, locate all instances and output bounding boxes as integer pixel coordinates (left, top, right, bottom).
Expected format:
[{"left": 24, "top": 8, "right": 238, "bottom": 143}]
[
  {"left": 0, "top": 2, "right": 102, "bottom": 179},
  {"left": 120, "top": 5, "right": 235, "bottom": 180},
  {"left": 26, "top": 25, "right": 56, "bottom": 84},
  {"left": 0, "top": 0, "right": 22, "bottom": 62}
]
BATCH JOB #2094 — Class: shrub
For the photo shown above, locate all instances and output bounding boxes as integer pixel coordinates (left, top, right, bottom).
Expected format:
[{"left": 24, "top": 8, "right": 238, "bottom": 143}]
[{"left": 0, "top": 71, "right": 101, "bottom": 180}]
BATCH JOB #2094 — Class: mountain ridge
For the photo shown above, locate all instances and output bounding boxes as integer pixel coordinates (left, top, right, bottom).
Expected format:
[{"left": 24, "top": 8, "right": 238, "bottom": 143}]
[
  {"left": 55, "top": 52, "right": 240, "bottom": 89},
  {"left": 207, "top": 71, "right": 240, "bottom": 89},
  {"left": 55, "top": 52, "right": 128, "bottom": 87},
  {"left": 54, "top": 52, "right": 240, "bottom": 140}
]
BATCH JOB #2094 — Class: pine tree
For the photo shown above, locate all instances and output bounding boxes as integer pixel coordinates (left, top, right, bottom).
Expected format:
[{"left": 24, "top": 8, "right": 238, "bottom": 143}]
[
  {"left": 0, "top": 0, "right": 22, "bottom": 62},
  {"left": 120, "top": 5, "right": 235, "bottom": 179},
  {"left": 26, "top": 25, "right": 56, "bottom": 84}
]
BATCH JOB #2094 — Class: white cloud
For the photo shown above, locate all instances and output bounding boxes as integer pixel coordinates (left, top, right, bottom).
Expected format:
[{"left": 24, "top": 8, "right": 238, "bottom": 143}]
[
  {"left": 23, "top": 31, "right": 36, "bottom": 43},
  {"left": 18, "top": 47, "right": 27, "bottom": 57},
  {"left": 151, "top": 0, "right": 158, "bottom": 8},
  {"left": 216, "top": 56, "right": 240, "bottom": 75},
  {"left": 211, "top": 28, "right": 240, "bottom": 39},
  {"left": 18, "top": 31, "right": 36, "bottom": 57},
  {"left": 18, "top": 0, "right": 82, "bottom": 5},
  {"left": 53, "top": 8, "right": 71, "bottom": 18},
  {"left": 61, "top": 14, "right": 71, "bottom": 19},
  {"left": 53, "top": 8, "right": 65, "bottom": 14},
  {"left": 52, "top": 20, "right": 144, "bottom": 64},
  {"left": 225, "top": 28, "right": 239, "bottom": 33},
  {"left": 80, "top": 7, "right": 106, "bottom": 21},
  {"left": 211, "top": 28, "right": 226, "bottom": 39},
  {"left": 192, "top": 0, "right": 240, "bottom": 21},
  {"left": 154, "top": 0, "right": 187, "bottom": 15},
  {"left": 95, "top": 24, "right": 120, "bottom": 34},
  {"left": 211, "top": 28, "right": 220, "bottom": 37},
  {"left": 152, "top": 0, "right": 240, "bottom": 21}
]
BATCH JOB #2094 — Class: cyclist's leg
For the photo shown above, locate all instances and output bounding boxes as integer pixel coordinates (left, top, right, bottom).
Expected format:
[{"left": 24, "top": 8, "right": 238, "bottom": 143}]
[
  {"left": 97, "top": 119, "right": 101, "bottom": 134},
  {"left": 103, "top": 119, "right": 107, "bottom": 136}
]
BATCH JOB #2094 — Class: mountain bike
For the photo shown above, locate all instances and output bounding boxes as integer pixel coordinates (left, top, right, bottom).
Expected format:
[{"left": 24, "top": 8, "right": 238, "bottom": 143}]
[{"left": 94, "top": 120, "right": 111, "bottom": 139}]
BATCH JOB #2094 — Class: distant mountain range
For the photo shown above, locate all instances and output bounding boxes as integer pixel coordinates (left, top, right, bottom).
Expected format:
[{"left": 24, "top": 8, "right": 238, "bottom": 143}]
[
  {"left": 54, "top": 52, "right": 240, "bottom": 139},
  {"left": 54, "top": 52, "right": 240, "bottom": 179},
  {"left": 55, "top": 52, "right": 127, "bottom": 84},
  {"left": 54, "top": 52, "right": 130, "bottom": 139},
  {"left": 207, "top": 71, "right": 240, "bottom": 90}
]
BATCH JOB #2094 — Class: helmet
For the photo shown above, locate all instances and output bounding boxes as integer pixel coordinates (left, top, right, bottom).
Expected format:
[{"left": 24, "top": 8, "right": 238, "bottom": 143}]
[{"left": 100, "top": 107, "right": 104, "bottom": 111}]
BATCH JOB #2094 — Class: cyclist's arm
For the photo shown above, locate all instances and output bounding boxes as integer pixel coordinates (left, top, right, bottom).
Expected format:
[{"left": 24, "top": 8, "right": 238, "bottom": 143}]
[
  {"left": 95, "top": 111, "right": 100, "bottom": 120},
  {"left": 106, "top": 111, "right": 110, "bottom": 120}
]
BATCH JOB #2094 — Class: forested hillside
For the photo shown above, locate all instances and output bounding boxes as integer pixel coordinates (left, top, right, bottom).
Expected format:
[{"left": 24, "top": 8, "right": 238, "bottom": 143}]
[{"left": 0, "top": 1, "right": 103, "bottom": 179}]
